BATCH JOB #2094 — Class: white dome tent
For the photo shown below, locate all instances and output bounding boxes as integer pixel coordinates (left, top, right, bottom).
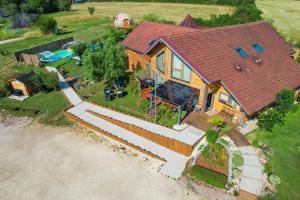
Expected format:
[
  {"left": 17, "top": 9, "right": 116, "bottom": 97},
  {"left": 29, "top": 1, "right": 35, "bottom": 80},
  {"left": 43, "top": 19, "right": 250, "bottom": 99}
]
[{"left": 114, "top": 13, "right": 133, "bottom": 28}]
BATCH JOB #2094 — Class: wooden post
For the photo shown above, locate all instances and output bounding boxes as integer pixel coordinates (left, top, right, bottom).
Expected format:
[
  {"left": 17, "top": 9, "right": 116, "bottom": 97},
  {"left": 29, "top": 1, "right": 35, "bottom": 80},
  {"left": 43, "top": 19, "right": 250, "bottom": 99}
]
[{"left": 201, "top": 84, "right": 208, "bottom": 112}]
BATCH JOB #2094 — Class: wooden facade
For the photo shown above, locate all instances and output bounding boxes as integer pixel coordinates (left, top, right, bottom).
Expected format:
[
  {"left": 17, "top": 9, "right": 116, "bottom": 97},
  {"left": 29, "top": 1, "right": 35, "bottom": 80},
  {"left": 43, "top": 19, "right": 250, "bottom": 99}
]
[
  {"left": 9, "top": 80, "right": 34, "bottom": 96},
  {"left": 126, "top": 44, "right": 246, "bottom": 124}
]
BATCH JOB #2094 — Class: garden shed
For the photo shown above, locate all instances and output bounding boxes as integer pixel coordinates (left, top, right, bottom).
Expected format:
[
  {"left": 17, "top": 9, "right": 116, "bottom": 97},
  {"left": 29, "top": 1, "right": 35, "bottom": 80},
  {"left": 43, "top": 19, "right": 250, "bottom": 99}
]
[
  {"left": 113, "top": 13, "right": 133, "bottom": 28},
  {"left": 9, "top": 71, "right": 36, "bottom": 97}
]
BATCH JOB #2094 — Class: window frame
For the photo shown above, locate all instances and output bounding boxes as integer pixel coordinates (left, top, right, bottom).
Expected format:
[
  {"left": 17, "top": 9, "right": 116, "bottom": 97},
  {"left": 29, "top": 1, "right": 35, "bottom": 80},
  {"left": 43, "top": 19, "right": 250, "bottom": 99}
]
[
  {"left": 252, "top": 43, "right": 264, "bottom": 53},
  {"left": 235, "top": 48, "right": 248, "bottom": 58},
  {"left": 219, "top": 92, "right": 235, "bottom": 107},
  {"left": 170, "top": 53, "right": 191, "bottom": 82},
  {"left": 156, "top": 50, "right": 165, "bottom": 73}
]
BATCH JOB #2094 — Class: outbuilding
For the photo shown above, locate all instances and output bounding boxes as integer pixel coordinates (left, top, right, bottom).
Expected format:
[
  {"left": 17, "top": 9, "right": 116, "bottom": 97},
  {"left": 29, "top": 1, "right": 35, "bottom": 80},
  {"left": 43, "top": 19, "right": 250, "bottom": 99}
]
[
  {"left": 9, "top": 71, "right": 36, "bottom": 97},
  {"left": 113, "top": 13, "right": 133, "bottom": 28}
]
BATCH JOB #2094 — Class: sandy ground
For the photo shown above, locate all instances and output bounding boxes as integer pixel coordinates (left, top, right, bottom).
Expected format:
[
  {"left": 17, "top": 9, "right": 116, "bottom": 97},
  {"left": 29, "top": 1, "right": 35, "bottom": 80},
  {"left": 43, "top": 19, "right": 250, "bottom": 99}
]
[{"left": 0, "top": 117, "right": 233, "bottom": 200}]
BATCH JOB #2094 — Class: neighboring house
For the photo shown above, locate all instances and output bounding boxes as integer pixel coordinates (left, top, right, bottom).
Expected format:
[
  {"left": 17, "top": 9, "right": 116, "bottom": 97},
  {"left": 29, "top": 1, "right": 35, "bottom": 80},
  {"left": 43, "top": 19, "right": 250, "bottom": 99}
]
[
  {"left": 9, "top": 71, "right": 35, "bottom": 97},
  {"left": 122, "top": 20, "right": 300, "bottom": 125}
]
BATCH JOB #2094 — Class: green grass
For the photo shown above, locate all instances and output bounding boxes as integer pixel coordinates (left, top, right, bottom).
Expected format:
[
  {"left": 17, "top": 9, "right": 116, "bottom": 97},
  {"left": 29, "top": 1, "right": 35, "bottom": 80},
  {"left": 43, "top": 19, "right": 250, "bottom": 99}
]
[
  {"left": 190, "top": 165, "right": 227, "bottom": 189},
  {"left": 0, "top": 91, "right": 72, "bottom": 126},
  {"left": 76, "top": 81, "right": 185, "bottom": 128},
  {"left": 247, "top": 106, "right": 300, "bottom": 199},
  {"left": 49, "top": 58, "right": 84, "bottom": 78},
  {"left": 256, "top": 0, "right": 300, "bottom": 43}
]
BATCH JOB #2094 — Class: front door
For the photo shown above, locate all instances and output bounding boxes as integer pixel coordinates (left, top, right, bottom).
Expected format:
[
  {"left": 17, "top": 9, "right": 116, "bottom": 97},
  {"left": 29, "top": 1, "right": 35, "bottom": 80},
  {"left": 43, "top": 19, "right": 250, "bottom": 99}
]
[{"left": 206, "top": 93, "right": 213, "bottom": 109}]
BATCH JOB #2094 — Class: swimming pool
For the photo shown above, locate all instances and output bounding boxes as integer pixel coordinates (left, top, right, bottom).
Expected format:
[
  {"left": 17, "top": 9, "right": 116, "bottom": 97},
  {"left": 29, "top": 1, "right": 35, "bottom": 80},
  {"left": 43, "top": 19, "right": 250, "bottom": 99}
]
[{"left": 39, "top": 49, "right": 73, "bottom": 63}]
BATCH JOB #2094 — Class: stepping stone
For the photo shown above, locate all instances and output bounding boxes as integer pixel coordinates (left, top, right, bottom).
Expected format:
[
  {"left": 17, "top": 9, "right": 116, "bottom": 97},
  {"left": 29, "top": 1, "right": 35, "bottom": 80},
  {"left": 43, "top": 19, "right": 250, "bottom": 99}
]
[
  {"left": 243, "top": 154, "right": 261, "bottom": 167},
  {"left": 238, "top": 146, "right": 257, "bottom": 155},
  {"left": 241, "top": 165, "right": 263, "bottom": 181},
  {"left": 240, "top": 176, "right": 262, "bottom": 196}
]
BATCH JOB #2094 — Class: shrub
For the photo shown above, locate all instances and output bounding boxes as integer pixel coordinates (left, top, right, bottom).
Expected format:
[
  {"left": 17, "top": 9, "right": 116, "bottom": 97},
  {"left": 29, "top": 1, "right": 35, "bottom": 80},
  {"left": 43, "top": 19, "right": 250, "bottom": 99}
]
[
  {"left": 275, "top": 89, "right": 296, "bottom": 115},
  {"left": 233, "top": 168, "right": 241, "bottom": 178},
  {"left": 142, "top": 13, "right": 176, "bottom": 24},
  {"left": 31, "top": 71, "right": 59, "bottom": 92},
  {"left": 207, "top": 116, "right": 224, "bottom": 127},
  {"left": 258, "top": 108, "right": 284, "bottom": 131},
  {"left": 232, "top": 154, "right": 244, "bottom": 167},
  {"left": 205, "top": 129, "right": 218, "bottom": 144},
  {"left": 57, "top": 0, "right": 72, "bottom": 11},
  {"left": 201, "top": 143, "right": 227, "bottom": 167},
  {"left": 88, "top": 7, "right": 95, "bottom": 15},
  {"left": 264, "top": 161, "right": 273, "bottom": 175},
  {"left": 269, "top": 174, "right": 281, "bottom": 185},
  {"left": 140, "top": 99, "right": 150, "bottom": 112},
  {"left": 0, "top": 80, "right": 11, "bottom": 97},
  {"left": 37, "top": 16, "right": 57, "bottom": 34},
  {"left": 72, "top": 42, "right": 87, "bottom": 58}
]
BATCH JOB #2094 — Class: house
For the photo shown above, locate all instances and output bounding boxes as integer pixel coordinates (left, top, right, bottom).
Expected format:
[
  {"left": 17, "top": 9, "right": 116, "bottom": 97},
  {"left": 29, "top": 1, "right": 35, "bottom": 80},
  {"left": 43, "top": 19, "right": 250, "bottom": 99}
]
[
  {"left": 9, "top": 71, "right": 36, "bottom": 97},
  {"left": 122, "top": 20, "right": 300, "bottom": 125}
]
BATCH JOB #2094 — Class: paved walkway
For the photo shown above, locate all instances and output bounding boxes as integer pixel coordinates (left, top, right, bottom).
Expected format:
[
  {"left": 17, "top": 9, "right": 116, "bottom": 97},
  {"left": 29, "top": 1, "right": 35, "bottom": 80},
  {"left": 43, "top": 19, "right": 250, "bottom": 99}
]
[
  {"left": 238, "top": 146, "right": 263, "bottom": 196},
  {"left": 225, "top": 129, "right": 251, "bottom": 147},
  {"left": 45, "top": 67, "right": 82, "bottom": 106},
  {"left": 0, "top": 37, "right": 23, "bottom": 45}
]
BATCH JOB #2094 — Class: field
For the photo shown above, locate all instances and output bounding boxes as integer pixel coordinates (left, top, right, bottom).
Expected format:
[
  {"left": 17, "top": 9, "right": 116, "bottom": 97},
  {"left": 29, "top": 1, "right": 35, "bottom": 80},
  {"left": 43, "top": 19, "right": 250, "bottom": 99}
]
[
  {"left": 256, "top": 0, "right": 300, "bottom": 43},
  {"left": 247, "top": 107, "right": 300, "bottom": 199}
]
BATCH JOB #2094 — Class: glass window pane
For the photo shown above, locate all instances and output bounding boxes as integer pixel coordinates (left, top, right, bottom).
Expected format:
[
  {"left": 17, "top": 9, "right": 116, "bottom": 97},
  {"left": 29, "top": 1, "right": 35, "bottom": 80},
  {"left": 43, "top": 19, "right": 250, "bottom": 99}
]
[
  {"left": 220, "top": 93, "right": 229, "bottom": 102},
  {"left": 172, "top": 54, "right": 181, "bottom": 70},
  {"left": 172, "top": 69, "right": 181, "bottom": 79},
  {"left": 182, "top": 64, "right": 191, "bottom": 82},
  {"left": 156, "top": 51, "right": 165, "bottom": 72}
]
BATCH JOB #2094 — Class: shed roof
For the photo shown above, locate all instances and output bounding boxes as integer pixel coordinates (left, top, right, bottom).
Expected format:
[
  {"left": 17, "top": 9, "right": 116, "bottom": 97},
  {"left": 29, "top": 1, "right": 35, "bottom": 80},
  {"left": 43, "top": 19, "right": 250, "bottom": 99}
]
[{"left": 15, "top": 71, "right": 35, "bottom": 84}]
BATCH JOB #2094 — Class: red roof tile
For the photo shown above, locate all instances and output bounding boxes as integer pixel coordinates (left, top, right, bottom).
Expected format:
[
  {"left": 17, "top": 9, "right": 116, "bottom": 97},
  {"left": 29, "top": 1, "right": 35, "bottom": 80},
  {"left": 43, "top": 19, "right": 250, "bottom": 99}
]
[
  {"left": 122, "top": 21, "right": 197, "bottom": 53},
  {"left": 179, "top": 14, "right": 206, "bottom": 29}
]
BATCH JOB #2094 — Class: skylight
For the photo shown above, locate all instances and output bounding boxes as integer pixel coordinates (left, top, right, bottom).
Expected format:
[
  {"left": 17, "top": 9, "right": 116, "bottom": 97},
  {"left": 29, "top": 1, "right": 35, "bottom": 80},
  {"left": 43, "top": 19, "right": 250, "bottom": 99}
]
[
  {"left": 235, "top": 48, "right": 248, "bottom": 58},
  {"left": 252, "top": 43, "right": 264, "bottom": 53}
]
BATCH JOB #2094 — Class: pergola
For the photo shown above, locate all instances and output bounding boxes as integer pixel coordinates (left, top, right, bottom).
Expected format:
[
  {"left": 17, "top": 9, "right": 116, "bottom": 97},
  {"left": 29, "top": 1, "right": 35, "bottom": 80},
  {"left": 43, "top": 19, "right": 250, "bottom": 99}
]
[{"left": 149, "top": 80, "right": 200, "bottom": 124}]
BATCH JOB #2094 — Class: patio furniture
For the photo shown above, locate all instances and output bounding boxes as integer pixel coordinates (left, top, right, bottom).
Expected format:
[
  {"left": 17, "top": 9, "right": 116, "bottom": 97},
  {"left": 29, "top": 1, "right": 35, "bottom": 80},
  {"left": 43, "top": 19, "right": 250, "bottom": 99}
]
[{"left": 117, "top": 89, "right": 125, "bottom": 98}]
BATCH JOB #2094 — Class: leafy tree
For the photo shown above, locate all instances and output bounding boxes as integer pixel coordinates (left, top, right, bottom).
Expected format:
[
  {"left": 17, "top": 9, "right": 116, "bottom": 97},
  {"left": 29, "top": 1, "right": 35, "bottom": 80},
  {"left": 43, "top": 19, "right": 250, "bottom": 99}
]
[
  {"left": 258, "top": 108, "right": 284, "bottom": 131},
  {"left": 205, "top": 129, "right": 218, "bottom": 144},
  {"left": 57, "top": 0, "right": 72, "bottom": 11},
  {"left": 275, "top": 89, "right": 296, "bottom": 115},
  {"left": 83, "top": 47, "right": 106, "bottom": 81},
  {"left": 72, "top": 42, "right": 87, "bottom": 58},
  {"left": 36, "top": 16, "right": 57, "bottom": 34},
  {"left": 103, "top": 37, "right": 127, "bottom": 88},
  {"left": 31, "top": 71, "right": 59, "bottom": 92},
  {"left": 88, "top": 7, "right": 95, "bottom": 15}
]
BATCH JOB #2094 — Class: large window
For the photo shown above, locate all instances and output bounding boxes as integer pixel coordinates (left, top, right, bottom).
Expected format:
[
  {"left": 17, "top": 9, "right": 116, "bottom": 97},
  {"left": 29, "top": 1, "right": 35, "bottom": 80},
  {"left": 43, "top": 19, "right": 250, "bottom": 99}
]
[
  {"left": 156, "top": 51, "right": 165, "bottom": 73},
  {"left": 219, "top": 92, "right": 235, "bottom": 107},
  {"left": 171, "top": 53, "right": 191, "bottom": 82}
]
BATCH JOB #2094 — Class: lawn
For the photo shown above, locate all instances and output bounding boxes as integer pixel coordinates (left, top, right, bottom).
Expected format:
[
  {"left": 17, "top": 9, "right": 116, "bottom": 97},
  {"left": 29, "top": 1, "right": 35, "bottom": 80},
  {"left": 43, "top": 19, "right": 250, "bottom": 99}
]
[
  {"left": 76, "top": 81, "right": 186, "bottom": 128},
  {"left": 190, "top": 165, "right": 227, "bottom": 189},
  {"left": 49, "top": 58, "right": 84, "bottom": 78},
  {"left": 256, "top": 0, "right": 300, "bottom": 43},
  {"left": 0, "top": 91, "right": 71, "bottom": 126},
  {"left": 247, "top": 106, "right": 300, "bottom": 199}
]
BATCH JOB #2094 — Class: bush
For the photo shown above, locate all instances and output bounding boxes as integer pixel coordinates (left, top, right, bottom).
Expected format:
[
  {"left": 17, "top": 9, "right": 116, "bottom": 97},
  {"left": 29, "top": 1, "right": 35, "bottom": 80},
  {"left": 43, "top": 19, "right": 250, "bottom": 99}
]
[
  {"left": 37, "top": 16, "right": 57, "bottom": 34},
  {"left": 57, "top": 0, "right": 72, "bottom": 11},
  {"left": 264, "top": 161, "right": 273, "bottom": 175},
  {"left": 31, "top": 71, "right": 59, "bottom": 92},
  {"left": 142, "top": 13, "right": 176, "bottom": 24},
  {"left": 269, "top": 174, "right": 281, "bottom": 185},
  {"left": 205, "top": 129, "right": 218, "bottom": 144},
  {"left": 0, "top": 80, "right": 11, "bottom": 97},
  {"left": 232, "top": 154, "right": 244, "bottom": 167},
  {"left": 258, "top": 108, "right": 284, "bottom": 131},
  {"left": 207, "top": 116, "right": 224, "bottom": 127},
  {"left": 88, "top": 7, "right": 95, "bottom": 15},
  {"left": 140, "top": 99, "right": 150, "bottom": 112},
  {"left": 275, "top": 89, "right": 296, "bottom": 115}
]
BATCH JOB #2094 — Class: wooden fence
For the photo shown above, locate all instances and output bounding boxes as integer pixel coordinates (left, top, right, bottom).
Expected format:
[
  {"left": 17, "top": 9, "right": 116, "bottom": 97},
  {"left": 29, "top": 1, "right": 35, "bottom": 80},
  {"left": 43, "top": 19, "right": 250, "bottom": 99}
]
[{"left": 14, "top": 37, "right": 73, "bottom": 61}]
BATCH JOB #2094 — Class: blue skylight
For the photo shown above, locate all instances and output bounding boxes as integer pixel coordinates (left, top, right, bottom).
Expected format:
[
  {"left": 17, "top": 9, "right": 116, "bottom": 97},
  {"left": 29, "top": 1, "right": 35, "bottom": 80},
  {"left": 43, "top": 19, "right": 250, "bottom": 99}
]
[
  {"left": 235, "top": 48, "right": 248, "bottom": 58},
  {"left": 252, "top": 43, "right": 264, "bottom": 53}
]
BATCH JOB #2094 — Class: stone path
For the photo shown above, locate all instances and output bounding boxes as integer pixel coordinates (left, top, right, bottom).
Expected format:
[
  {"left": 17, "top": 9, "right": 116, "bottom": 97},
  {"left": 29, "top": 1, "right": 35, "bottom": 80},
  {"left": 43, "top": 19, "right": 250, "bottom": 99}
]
[
  {"left": 0, "top": 37, "right": 23, "bottom": 45},
  {"left": 238, "top": 146, "right": 263, "bottom": 196},
  {"left": 45, "top": 66, "right": 82, "bottom": 106}
]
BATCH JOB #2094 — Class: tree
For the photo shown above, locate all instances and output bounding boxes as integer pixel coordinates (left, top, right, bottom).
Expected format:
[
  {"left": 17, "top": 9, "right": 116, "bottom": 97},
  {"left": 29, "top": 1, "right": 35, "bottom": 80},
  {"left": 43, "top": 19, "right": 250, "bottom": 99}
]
[
  {"left": 31, "top": 71, "right": 59, "bottom": 92},
  {"left": 72, "top": 42, "right": 87, "bottom": 58},
  {"left": 275, "top": 89, "right": 295, "bottom": 115},
  {"left": 258, "top": 108, "right": 284, "bottom": 131},
  {"left": 103, "top": 37, "right": 127, "bottom": 88},
  {"left": 37, "top": 16, "right": 57, "bottom": 34},
  {"left": 57, "top": 0, "right": 72, "bottom": 11},
  {"left": 83, "top": 48, "right": 106, "bottom": 81},
  {"left": 88, "top": 7, "right": 95, "bottom": 15}
]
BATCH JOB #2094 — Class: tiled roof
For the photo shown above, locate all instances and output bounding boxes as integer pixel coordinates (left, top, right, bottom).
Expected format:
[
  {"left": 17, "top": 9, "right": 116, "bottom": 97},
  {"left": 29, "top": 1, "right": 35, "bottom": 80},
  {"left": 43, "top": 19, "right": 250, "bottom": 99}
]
[
  {"left": 121, "top": 21, "right": 197, "bottom": 53},
  {"left": 159, "top": 22, "right": 300, "bottom": 115},
  {"left": 123, "top": 21, "right": 300, "bottom": 115}
]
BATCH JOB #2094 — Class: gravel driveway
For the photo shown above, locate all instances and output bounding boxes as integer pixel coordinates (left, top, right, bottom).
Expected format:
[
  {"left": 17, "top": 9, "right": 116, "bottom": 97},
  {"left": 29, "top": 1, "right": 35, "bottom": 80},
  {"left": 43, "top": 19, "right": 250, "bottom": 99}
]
[{"left": 0, "top": 120, "right": 201, "bottom": 200}]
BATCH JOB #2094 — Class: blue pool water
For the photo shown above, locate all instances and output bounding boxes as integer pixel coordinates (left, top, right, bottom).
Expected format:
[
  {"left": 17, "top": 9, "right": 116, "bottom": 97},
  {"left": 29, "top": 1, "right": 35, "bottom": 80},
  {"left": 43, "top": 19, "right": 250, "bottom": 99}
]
[{"left": 39, "top": 49, "right": 73, "bottom": 63}]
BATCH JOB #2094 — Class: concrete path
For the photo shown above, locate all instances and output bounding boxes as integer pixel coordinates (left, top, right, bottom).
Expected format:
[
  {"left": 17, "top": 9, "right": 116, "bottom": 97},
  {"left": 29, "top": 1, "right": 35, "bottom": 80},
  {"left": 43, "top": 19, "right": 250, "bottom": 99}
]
[
  {"left": 0, "top": 37, "right": 23, "bottom": 45},
  {"left": 45, "top": 66, "right": 82, "bottom": 106},
  {"left": 238, "top": 146, "right": 263, "bottom": 196}
]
